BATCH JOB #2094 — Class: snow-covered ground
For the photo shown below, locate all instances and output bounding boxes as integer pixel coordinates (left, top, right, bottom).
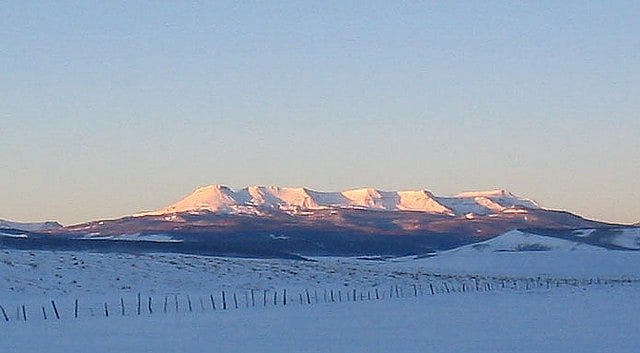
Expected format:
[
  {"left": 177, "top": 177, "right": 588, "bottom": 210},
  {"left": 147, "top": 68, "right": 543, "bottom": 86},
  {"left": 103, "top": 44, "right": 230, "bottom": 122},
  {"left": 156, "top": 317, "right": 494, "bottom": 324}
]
[
  {"left": 1, "top": 243, "right": 639, "bottom": 353},
  {"left": 2, "top": 285, "right": 639, "bottom": 353}
]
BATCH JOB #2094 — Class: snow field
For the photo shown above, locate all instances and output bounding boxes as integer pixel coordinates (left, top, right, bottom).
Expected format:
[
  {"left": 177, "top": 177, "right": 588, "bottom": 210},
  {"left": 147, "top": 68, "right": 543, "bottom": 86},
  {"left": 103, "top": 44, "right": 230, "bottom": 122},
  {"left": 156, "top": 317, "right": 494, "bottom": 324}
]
[
  {"left": 2, "top": 248, "right": 640, "bottom": 352},
  {"left": 0, "top": 270, "right": 633, "bottom": 324},
  {"left": 2, "top": 284, "right": 639, "bottom": 353}
]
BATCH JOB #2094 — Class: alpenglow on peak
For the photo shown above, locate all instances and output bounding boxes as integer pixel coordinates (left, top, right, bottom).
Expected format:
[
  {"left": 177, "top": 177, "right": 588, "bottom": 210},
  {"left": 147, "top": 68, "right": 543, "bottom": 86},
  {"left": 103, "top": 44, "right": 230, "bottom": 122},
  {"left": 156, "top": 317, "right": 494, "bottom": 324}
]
[{"left": 137, "top": 184, "right": 540, "bottom": 217}]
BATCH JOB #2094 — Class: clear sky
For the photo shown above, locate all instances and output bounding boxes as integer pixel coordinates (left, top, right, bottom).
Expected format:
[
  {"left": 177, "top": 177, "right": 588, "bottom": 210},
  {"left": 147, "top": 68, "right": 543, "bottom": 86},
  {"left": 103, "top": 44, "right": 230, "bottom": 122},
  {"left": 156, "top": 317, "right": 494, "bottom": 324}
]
[{"left": 1, "top": 1, "right": 638, "bottom": 225}]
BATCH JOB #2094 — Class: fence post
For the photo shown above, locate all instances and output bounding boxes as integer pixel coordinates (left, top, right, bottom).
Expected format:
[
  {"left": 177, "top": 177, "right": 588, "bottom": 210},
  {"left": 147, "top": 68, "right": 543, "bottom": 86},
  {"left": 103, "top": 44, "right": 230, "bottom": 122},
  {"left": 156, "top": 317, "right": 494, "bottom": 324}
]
[
  {"left": 51, "top": 300, "right": 60, "bottom": 319},
  {"left": 164, "top": 296, "right": 168, "bottom": 313},
  {"left": 210, "top": 294, "right": 216, "bottom": 310},
  {"left": 222, "top": 291, "right": 227, "bottom": 310},
  {"left": 0, "top": 305, "right": 8, "bottom": 321},
  {"left": 305, "top": 289, "right": 311, "bottom": 304},
  {"left": 233, "top": 293, "right": 238, "bottom": 309},
  {"left": 121, "top": 297, "right": 126, "bottom": 316},
  {"left": 75, "top": 299, "right": 79, "bottom": 318},
  {"left": 137, "top": 293, "right": 141, "bottom": 315},
  {"left": 104, "top": 302, "right": 109, "bottom": 317},
  {"left": 42, "top": 306, "right": 47, "bottom": 320},
  {"left": 148, "top": 297, "right": 153, "bottom": 314},
  {"left": 187, "top": 295, "right": 193, "bottom": 312}
]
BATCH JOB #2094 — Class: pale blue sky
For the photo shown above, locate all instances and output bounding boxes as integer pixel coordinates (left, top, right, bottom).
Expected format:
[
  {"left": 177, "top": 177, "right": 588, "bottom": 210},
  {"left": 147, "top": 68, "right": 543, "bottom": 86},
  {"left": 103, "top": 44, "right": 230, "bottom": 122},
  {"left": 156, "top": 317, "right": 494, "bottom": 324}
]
[{"left": 1, "top": 1, "right": 638, "bottom": 225}]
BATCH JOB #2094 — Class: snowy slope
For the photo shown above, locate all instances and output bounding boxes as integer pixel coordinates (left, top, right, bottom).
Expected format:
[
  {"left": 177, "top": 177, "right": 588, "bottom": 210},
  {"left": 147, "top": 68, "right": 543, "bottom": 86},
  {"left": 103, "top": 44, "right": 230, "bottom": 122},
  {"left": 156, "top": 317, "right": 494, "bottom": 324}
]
[
  {"left": 606, "top": 228, "right": 640, "bottom": 250},
  {"left": 0, "top": 219, "right": 62, "bottom": 231},
  {"left": 448, "top": 230, "right": 606, "bottom": 253},
  {"left": 137, "top": 184, "right": 539, "bottom": 216}
]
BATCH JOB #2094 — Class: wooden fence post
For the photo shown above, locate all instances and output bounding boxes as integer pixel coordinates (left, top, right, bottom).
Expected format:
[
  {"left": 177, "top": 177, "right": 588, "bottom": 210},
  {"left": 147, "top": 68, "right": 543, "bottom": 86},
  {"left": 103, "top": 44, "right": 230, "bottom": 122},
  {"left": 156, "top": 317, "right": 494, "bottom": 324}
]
[
  {"left": 0, "top": 305, "right": 8, "bottom": 321},
  {"left": 51, "top": 300, "right": 60, "bottom": 319}
]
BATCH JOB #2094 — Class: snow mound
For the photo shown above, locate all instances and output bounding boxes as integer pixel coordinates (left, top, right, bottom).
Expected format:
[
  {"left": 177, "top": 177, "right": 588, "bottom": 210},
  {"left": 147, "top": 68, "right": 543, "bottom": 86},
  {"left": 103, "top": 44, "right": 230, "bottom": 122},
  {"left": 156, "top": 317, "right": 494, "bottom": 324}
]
[{"left": 448, "top": 230, "right": 605, "bottom": 253}]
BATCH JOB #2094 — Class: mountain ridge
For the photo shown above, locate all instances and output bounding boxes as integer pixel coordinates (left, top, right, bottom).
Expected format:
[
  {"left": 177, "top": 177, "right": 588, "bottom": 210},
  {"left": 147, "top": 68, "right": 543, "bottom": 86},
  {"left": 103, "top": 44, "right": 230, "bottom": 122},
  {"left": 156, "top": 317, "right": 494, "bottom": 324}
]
[{"left": 137, "top": 184, "right": 540, "bottom": 217}]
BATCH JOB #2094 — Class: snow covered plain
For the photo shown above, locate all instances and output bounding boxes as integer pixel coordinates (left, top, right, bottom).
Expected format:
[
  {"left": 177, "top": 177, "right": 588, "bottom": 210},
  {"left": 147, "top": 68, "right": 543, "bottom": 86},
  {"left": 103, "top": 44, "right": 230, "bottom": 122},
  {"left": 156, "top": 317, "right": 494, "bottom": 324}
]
[{"left": 1, "top": 241, "right": 639, "bottom": 353}]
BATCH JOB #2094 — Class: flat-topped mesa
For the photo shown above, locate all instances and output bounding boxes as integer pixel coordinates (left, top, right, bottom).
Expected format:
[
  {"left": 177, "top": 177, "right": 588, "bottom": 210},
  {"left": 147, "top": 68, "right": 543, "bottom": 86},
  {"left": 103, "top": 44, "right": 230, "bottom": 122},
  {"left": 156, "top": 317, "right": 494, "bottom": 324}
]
[{"left": 137, "top": 184, "right": 541, "bottom": 217}]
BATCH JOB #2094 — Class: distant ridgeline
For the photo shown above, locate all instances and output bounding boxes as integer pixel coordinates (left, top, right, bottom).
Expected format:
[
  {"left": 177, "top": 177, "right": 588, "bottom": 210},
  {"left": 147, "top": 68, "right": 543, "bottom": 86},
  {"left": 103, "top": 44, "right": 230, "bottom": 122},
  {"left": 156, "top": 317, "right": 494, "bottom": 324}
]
[{"left": 1, "top": 185, "right": 637, "bottom": 258}]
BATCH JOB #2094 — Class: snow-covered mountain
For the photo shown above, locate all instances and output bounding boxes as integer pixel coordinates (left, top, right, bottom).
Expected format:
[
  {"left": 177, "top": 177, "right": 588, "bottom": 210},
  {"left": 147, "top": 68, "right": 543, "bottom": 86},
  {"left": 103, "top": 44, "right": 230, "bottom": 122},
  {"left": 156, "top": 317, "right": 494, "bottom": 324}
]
[
  {"left": 4, "top": 184, "right": 631, "bottom": 259},
  {"left": 0, "top": 219, "right": 62, "bottom": 231},
  {"left": 137, "top": 184, "right": 539, "bottom": 217}
]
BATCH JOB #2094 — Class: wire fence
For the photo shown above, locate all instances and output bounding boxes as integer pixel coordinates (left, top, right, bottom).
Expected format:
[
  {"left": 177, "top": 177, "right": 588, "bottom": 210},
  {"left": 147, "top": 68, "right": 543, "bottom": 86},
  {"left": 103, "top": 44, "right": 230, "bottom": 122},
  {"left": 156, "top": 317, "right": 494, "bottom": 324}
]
[{"left": 1, "top": 275, "right": 636, "bottom": 324}]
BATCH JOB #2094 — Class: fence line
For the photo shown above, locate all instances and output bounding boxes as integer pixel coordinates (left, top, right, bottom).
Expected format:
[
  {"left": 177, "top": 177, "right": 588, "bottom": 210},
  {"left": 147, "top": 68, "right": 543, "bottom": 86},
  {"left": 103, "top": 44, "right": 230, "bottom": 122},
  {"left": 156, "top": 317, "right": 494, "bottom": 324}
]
[{"left": 1, "top": 275, "right": 636, "bottom": 324}]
